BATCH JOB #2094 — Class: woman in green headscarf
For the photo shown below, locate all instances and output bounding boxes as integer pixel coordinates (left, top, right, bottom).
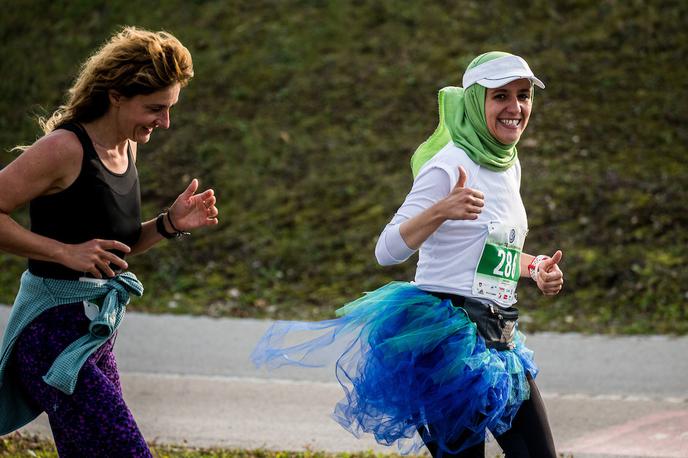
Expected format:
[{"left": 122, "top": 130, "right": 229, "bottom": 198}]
[{"left": 253, "top": 52, "right": 563, "bottom": 457}]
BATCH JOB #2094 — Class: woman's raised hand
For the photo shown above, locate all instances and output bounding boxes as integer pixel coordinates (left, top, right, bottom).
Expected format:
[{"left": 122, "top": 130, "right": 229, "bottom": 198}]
[
  {"left": 167, "top": 179, "right": 219, "bottom": 232},
  {"left": 439, "top": 166, "right": 485, "bottom": 220},
  {"left": 536, "top": 250, "right": 564, "bottom": 296}
]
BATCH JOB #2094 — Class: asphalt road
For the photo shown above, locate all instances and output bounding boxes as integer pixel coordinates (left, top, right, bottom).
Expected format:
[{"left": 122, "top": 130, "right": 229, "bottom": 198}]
[{"left": 2, "top": 306, "right": 687, "bottom": 457}]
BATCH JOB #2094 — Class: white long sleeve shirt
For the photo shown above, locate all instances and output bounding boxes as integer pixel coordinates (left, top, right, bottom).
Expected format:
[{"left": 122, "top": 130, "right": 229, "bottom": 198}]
[{"left": 375, "top": 142, "right": 528, "bottom": 305}]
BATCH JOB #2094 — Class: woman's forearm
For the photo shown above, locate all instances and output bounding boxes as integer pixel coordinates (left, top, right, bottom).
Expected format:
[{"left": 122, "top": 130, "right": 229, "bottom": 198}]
[
  {"left": 128, "top": 218, "right": 166, "bottom": 255},
  {"left": 398, "top": 203, "right": 447, "bottom": 250},
  {"left": 0, "top": 213, "right": 66, "bottom": 262}
]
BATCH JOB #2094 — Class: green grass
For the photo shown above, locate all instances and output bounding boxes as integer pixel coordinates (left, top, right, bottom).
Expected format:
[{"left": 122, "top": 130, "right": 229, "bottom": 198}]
[
  {"left": 0, "top": 433, "right": 422, "bottom": 458},
  {"left": 1, "top": 0, "right": 686, "bottom": 334},
  {"left": 0, "top": 433, "right": 575, "bottom": 458}
]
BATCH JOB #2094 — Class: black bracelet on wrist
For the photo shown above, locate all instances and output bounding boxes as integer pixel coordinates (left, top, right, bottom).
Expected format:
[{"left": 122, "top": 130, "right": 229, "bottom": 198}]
[
  {"left": 166, "top": 210, "right": 191, "bottom": 237},
  {"left": 156, "top": 213, "right": 177, "bottom": 239}
]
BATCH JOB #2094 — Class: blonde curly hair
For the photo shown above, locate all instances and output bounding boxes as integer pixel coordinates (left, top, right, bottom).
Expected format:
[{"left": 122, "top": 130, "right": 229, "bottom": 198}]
[{"left": 39, "top": 26, "right": 193, "bottom": 134}]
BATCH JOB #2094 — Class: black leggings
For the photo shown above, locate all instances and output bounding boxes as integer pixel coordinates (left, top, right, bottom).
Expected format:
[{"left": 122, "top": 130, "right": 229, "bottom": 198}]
[{"left": 421, "top": 375, "right": 556, "bottom": 458}]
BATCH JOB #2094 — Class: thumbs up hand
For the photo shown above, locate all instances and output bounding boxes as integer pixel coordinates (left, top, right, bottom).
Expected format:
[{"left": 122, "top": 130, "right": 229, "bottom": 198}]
[
  {"left": 438, "top": 166, "right": 485, "bottom": 221},
  {"left": 535, "top": 250, "right": 564, "bottom": 296}
]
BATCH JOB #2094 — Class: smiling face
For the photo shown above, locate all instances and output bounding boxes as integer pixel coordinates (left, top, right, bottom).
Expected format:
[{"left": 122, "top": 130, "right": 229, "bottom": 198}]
[
  {"left": 484, "top": 78, "right": 533, "bottom": 145},
  {"left": 112, "top": 83, "right": 181, "bottom": 144}
]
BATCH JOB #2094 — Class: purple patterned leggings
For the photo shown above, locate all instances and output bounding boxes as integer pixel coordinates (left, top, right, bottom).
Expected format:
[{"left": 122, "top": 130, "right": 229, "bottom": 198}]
[{"left": 9, "top": 302, "right": 152, "bottom": 457}]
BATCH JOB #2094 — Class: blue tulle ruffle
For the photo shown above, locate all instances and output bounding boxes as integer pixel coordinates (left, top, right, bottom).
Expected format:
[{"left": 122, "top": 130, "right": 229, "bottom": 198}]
[{"left": 251, "top": 282, "right": 538, "bottom": 455}]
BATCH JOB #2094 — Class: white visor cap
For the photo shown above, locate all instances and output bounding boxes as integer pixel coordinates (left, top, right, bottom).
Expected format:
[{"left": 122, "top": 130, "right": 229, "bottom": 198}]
[{"left": 462, "top": 55, "right": 545, "bottom": 90}]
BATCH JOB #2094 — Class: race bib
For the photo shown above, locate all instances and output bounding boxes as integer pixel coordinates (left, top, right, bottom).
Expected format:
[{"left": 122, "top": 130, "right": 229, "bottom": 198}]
[{"left": 472, "top": 222, "right": 528, "bottom": 305}]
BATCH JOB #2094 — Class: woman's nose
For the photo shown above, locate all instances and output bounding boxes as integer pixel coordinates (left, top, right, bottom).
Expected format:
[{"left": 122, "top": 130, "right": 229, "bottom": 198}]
[
  {"left": 505, "top": 97, "right": 522, "bottom": 114},
  {"left": 159, "top": 110, "right": 171, "bottom": 129}
]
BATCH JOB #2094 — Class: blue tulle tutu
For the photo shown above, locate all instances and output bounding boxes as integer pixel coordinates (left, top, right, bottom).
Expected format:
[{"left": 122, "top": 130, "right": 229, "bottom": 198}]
[{"left": 251, "top": 282, "right": 538, "bottom": 455}]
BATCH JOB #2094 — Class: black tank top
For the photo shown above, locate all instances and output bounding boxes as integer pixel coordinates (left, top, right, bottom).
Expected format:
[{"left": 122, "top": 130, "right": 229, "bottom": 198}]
[{"left": 28, "top": 122, "right": 142, "bottom": 279}]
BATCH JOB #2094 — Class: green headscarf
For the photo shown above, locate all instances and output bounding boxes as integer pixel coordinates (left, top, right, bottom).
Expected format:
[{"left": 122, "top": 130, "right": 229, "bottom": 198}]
[{"left": 410, "top": 51, "right": 521, "bottom": 177}]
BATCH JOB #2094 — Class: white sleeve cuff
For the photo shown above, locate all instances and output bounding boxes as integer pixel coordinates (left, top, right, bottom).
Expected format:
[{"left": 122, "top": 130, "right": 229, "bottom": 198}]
[{"left": 375, "top": 223, "right": 416, "bottom": 266}]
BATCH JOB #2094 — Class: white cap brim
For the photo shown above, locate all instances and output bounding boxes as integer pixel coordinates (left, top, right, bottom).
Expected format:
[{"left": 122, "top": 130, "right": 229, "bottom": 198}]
[
  {"left": 476, "top": 75, "right": 545, "bottom": 89},
  {"left": 463, "top": 55, "right": 545, "bottom": 90}
]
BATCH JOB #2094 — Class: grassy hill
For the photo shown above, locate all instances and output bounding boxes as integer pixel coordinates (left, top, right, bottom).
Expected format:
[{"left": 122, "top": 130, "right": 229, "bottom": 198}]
[{"left": 1, "top": 0, "right": 686, "bottom": 334}]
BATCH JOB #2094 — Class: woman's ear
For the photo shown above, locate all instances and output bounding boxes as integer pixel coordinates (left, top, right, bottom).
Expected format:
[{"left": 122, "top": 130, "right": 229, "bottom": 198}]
[{"left": 108, "top": 90, "right": 123, "bottom": 107}]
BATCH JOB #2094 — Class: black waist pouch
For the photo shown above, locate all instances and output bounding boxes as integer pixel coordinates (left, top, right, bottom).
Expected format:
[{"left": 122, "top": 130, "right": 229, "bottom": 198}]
[{"left": 431, "top": 292, "right": 519, "bottom": 351}]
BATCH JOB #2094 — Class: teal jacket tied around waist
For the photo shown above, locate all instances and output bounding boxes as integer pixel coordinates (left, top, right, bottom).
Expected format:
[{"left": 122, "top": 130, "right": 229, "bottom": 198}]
[{"left": 0, "top": 270, "right": 143, "bottom": 435}]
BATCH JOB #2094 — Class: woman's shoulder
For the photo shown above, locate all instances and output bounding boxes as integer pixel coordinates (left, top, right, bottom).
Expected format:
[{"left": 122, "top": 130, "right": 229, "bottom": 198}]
[
  {"left": 418, "top": 143, "right": 478, "bottom": 178},
  {"left": 31, "top": 128, "right": 84, "bottom": 160},
  {"left": 0, "top": 128, "right": 85, "bottom": 202},
  {"left": 21, "top": 129, "right": 84, "bottom": 187}
]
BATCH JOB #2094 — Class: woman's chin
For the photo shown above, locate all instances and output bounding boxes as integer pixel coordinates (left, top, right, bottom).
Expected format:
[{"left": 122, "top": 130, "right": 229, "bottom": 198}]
[
  {"left": 496, "top": 130, "right": 523, "bottom": 145},
  {"left": 136, "top": 131, "right": 152, "bottom": 143}
]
